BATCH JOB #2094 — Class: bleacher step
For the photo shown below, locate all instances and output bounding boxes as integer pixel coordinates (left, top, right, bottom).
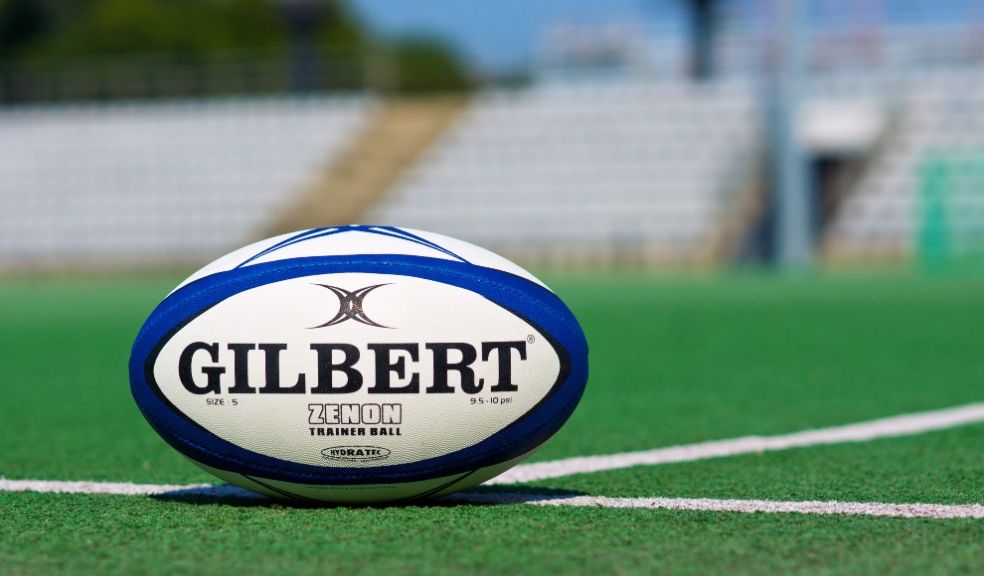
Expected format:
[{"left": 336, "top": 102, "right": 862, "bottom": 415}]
[{"left": 265, "top": 96, "right": 468, "bottom": 234}]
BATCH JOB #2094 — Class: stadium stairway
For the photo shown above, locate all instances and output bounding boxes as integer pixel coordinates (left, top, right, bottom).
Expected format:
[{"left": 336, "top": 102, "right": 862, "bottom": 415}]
[{"left": 265, "top": 97, "right": 469, "bottom": 234}]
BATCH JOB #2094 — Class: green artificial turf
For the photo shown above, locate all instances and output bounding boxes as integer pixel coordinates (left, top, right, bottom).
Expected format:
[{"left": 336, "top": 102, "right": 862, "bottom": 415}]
[
  {"left": 1, "top": 491, "right": 982, "bottom": 576},
  {"left": 1, "top": 272, "right": 982, "bottom": 575},
  {"left": 541, "top": 424, "right": 984, "bottom": 504}
]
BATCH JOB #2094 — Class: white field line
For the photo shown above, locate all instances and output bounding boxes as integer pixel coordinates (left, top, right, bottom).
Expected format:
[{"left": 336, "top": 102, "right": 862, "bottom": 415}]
[
  {"left": 2, "top": 403, "right": 983, "bottom": 519},
  {"left": 1, "top": 478, "right": 981, "bottom": 519},
  {"left": 488, "top": 403, "right": 984, "bottom": 484},
  {"left": 448, "top": 493, "right": 984, "bottom": 519},
  {"left": 0, "top": 479, "right": 217, "bottom": 496}
]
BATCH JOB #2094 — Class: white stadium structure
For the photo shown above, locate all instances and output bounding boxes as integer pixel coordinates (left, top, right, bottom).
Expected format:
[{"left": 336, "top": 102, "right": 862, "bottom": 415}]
[{"left": 2, "top": 25, "right": 984, "bottom": 271}]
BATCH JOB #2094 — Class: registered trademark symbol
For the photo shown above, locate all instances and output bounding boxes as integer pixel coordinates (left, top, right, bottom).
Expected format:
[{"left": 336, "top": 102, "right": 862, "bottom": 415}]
[{"left": 527, "top": 334, "right": 535, "bottom": 344}]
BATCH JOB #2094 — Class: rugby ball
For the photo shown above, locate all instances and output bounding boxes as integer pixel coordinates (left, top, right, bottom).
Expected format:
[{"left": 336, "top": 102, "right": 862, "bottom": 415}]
[{"left": 129, "top": 225, "right": 588, "bottom": 503}]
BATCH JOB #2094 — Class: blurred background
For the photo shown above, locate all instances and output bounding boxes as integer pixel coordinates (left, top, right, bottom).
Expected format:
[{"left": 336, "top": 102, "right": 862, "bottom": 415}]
[{"left": 1, "top": 0, "right": 983, "bottom": 274}]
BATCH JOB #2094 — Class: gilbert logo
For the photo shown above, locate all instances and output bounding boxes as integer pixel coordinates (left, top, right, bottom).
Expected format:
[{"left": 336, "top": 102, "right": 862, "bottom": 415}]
[{"left": 311, "top": 284, "right": 390, "bottom": 329}]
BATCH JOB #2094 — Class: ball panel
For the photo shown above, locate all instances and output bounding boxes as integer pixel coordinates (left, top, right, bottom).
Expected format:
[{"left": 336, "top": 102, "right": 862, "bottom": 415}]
[
  {"left": 193, "top": 449, "right": 535, "bottom": 504},
  {"left": 174, "top": 226, "right": 546, "bottom": 292},
  {"left": 153, "top": 273, "right": 561, "bottom": 467}
]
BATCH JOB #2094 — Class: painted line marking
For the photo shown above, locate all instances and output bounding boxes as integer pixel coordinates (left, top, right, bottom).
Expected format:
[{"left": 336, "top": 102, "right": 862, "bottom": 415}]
[
  {"left": 0, "top": 479, "right": 218, "bottom": 496},
  {"left": 449, "top": 493, "right": 984, "bottom": 519},
  {"left": 1, "top": 479, "right": 981, "bottom": 519},
  {"left": 489, "top": 403, "right": 984, "bottom": 484},
  {"left": 2, "top": 403, "right": 983, "bottom": 519}
]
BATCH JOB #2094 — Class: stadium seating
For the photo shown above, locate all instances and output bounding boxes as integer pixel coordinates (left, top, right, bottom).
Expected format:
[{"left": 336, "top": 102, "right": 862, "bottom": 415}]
[
  {"left": 14, "top": 71, "right": 980, "bottom": 270},
  {"left": 0, "top": 96, "right": 372, "bottom": 268},
  {"left": 824, "top": 70, "right": 984, "bottom": 261},
  {"left": 366, "top": 80, "right": 762, "bottom": 266}
]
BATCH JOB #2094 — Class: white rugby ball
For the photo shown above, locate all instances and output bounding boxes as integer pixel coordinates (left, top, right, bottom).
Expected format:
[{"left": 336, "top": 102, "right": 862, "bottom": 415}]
[{"left": 130, "top": 226, "right": 588, "bottom": 503}]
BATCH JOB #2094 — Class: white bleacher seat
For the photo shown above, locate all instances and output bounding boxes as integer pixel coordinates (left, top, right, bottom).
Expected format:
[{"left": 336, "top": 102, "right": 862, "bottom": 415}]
[
  {"left": 0, "top": 96, "right": 373, "bottom": 267},
  {"left": 367, "top": 80, "right": 761, "bottom": 264},
  {"left": 825, "top": 69, "right": 984, "bottom": 259}
]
